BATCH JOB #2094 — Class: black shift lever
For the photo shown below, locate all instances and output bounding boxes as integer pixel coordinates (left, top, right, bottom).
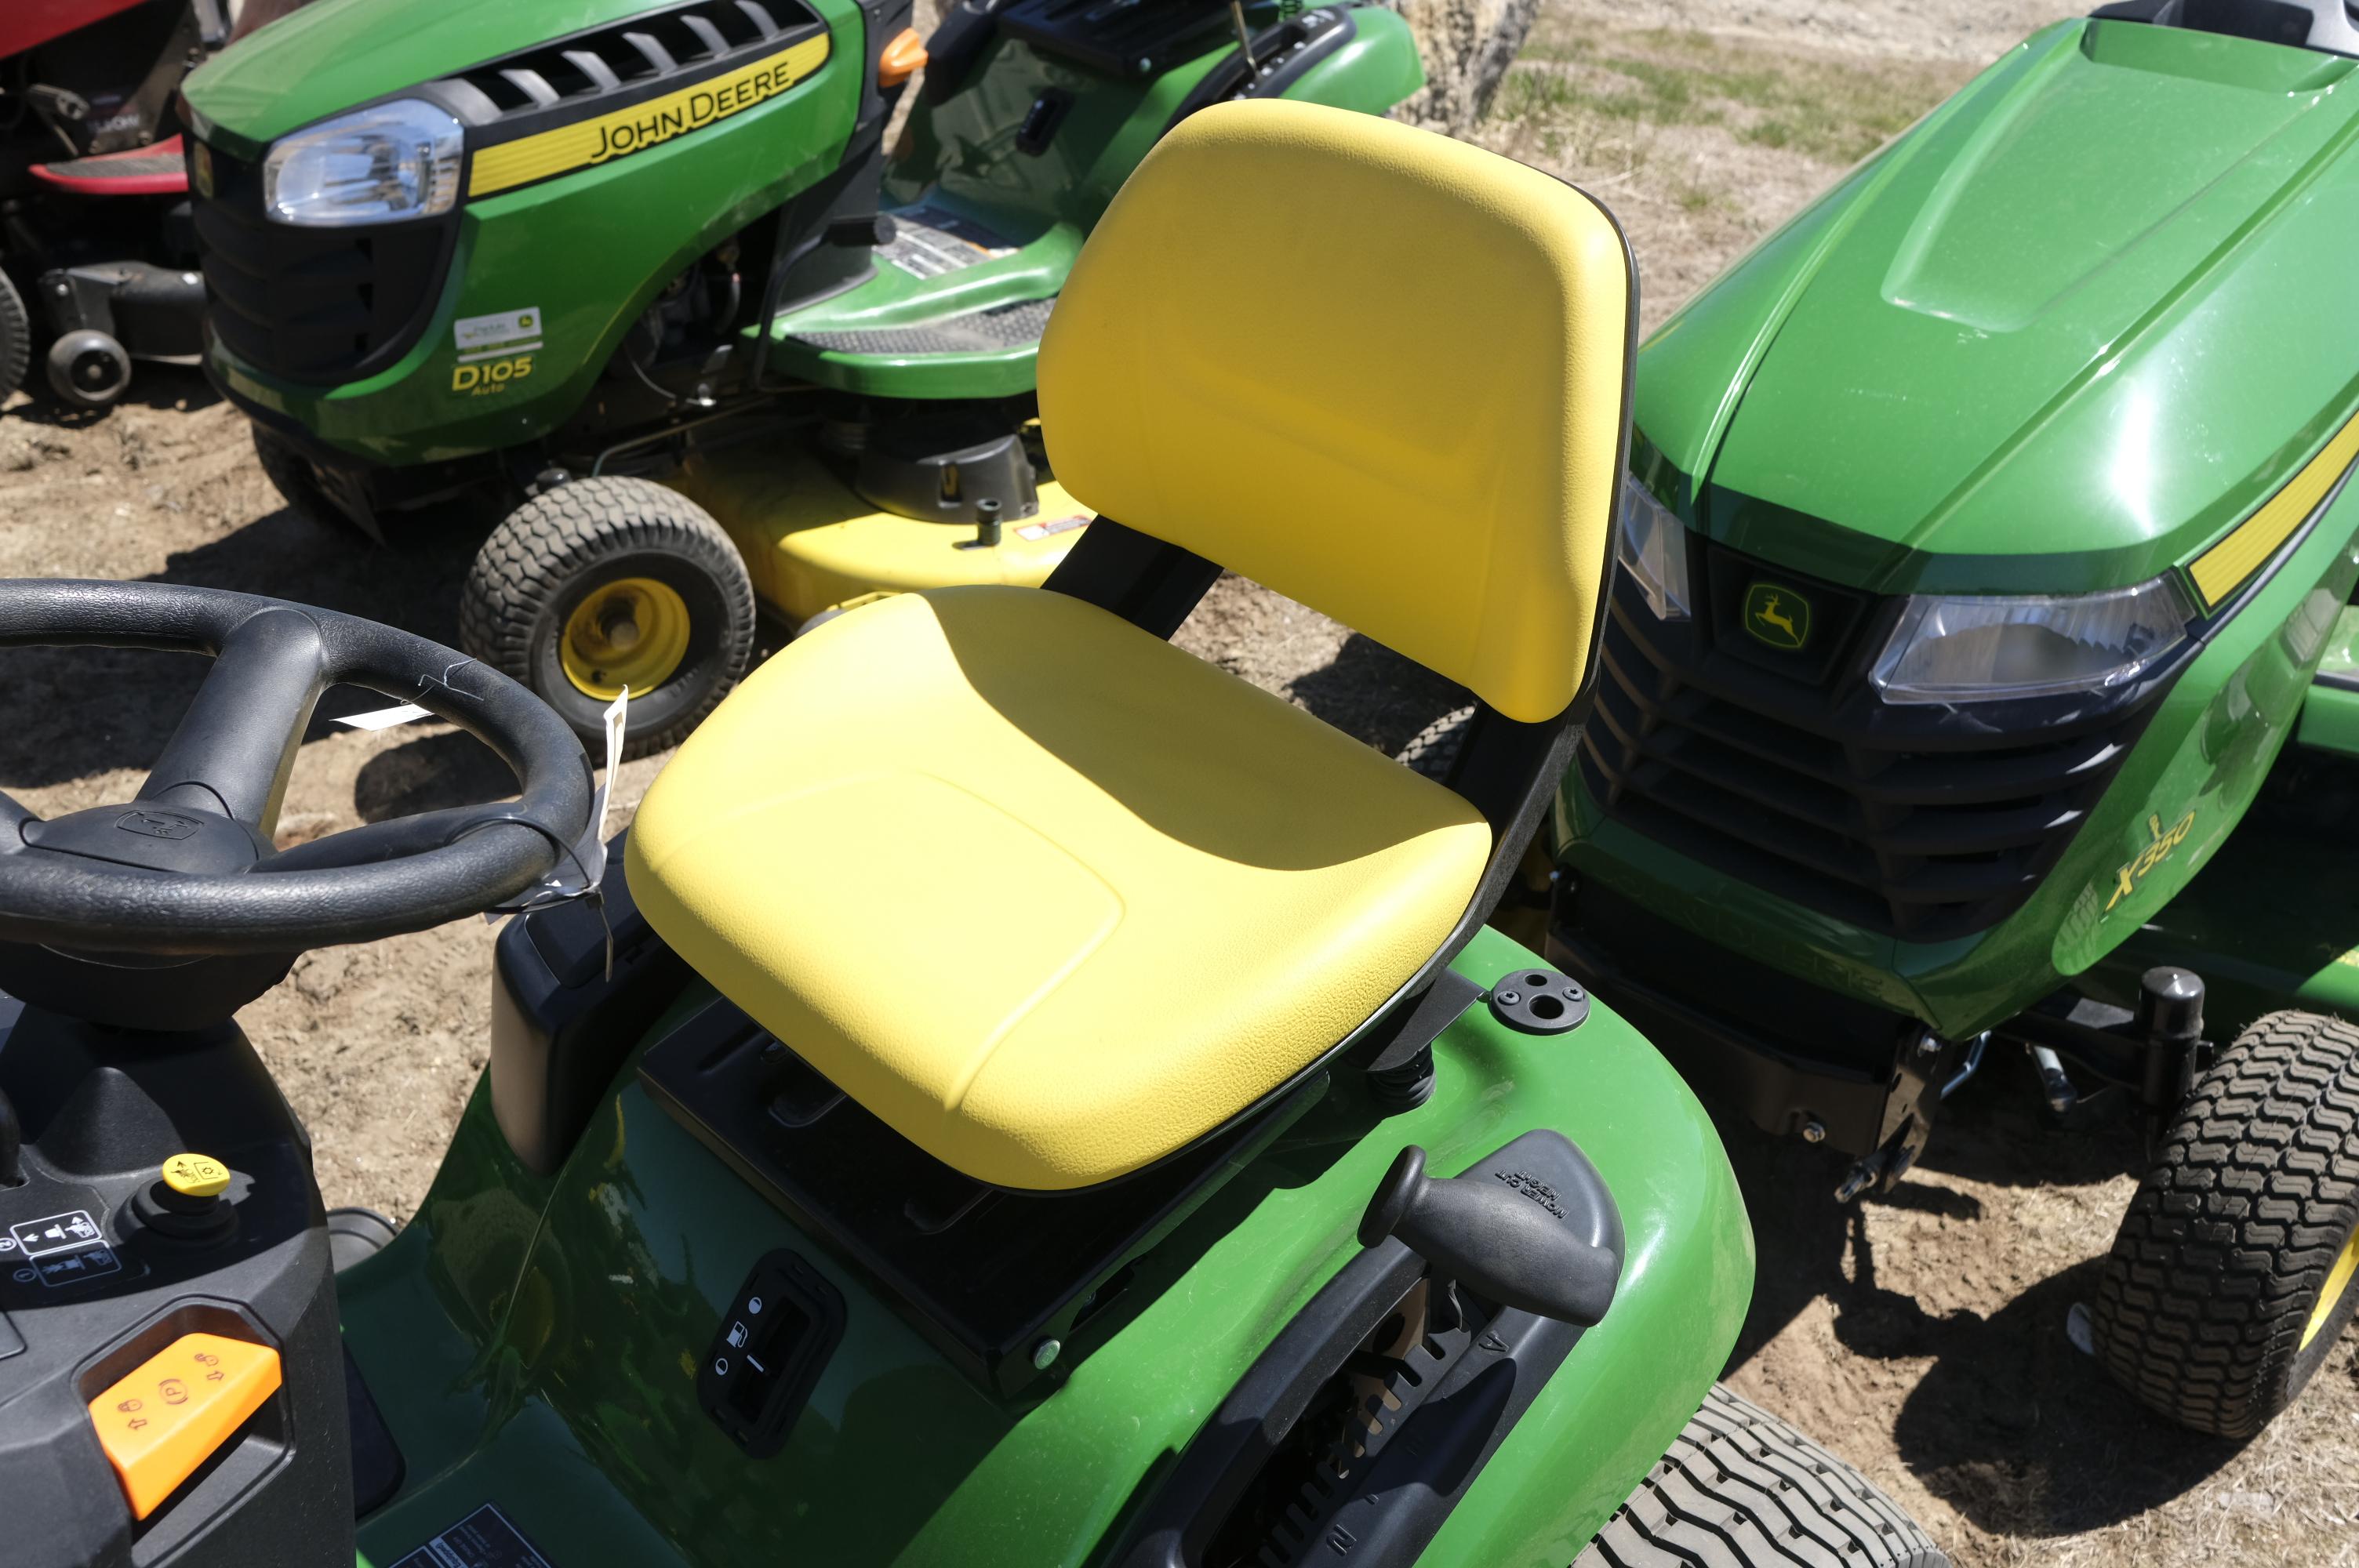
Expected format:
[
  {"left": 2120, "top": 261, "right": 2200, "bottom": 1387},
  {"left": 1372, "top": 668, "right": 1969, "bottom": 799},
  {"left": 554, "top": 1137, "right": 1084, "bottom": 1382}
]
[{"left": 1358, "top": 1145, "right": 1619, "bottom": 1327}]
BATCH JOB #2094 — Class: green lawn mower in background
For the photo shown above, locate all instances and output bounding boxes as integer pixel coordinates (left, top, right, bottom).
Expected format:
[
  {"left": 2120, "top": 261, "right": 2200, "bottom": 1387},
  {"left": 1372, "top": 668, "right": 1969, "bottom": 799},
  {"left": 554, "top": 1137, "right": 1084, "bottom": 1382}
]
[
  {"left": 0, "top": 105, "right": 1946, "bottom": 1568},
  {"left": 1549, "top": 0, "right": 2359, "bottom": 1440},
  {"left": 175, "top": 0, "right": 1422, "bottom": 752}
]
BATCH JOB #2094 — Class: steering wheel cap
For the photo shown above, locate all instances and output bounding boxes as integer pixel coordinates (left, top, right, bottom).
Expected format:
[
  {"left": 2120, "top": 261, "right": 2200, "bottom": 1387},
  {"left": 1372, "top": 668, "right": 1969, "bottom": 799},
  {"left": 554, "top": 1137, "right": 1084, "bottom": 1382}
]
[{"left": 0, "top": 580, "right": 595, "bottom": 1030}]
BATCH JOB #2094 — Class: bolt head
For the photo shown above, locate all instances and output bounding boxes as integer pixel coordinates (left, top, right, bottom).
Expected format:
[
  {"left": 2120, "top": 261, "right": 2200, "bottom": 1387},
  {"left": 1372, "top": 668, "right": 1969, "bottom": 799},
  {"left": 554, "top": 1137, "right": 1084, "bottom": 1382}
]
[
  {"left": 1801, "top": 1120, "right": 1827, "bottom": 1145},
  {"left": 1030, "top": 1337, "right": 1061, "bottom": 1370}
]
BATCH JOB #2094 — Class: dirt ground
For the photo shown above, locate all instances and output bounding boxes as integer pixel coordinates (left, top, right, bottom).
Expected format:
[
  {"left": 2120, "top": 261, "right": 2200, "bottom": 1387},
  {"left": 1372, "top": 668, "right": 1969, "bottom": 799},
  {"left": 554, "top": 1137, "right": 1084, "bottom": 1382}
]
[{"left": 2, "top": 5, "right": 2354, "bottom": 1566}]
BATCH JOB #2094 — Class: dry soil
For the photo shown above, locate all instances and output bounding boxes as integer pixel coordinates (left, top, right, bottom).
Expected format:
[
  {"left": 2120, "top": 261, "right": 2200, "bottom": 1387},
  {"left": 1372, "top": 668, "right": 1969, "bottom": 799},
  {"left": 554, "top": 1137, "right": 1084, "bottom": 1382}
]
[{"left": 2, "top": 5, "right": 2354, "bottom": 1565}]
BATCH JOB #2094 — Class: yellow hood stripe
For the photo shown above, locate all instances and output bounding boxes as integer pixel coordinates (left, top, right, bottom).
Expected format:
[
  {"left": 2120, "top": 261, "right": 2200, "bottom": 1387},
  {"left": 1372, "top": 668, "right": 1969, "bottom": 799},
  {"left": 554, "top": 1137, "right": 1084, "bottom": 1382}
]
[
  {"left": 2190, "top": 402, "right": 2359, "bottom": 609},
  {"left": 467, "top": 32, "right": 831, "bottom": 199}
]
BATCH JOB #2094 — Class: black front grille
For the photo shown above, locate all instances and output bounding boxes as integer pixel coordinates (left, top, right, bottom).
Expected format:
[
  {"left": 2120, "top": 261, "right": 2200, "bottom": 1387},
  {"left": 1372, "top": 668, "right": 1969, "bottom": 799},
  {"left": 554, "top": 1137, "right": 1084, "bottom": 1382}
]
[
  {"left": 193, "top": 147, "right": 454, "bottom": 384},
  {"left": 1578, "top": 545, "right": 2186, "bottom": 943}
]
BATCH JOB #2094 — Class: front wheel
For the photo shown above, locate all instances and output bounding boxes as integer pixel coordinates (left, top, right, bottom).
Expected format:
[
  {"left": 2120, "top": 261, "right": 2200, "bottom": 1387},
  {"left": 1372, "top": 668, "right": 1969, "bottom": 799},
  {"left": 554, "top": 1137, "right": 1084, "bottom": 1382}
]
[
  {"left": 460, "top": 477, "right": 757, "bottom": 758},
  {"left": 1577, "top": 1386, "right": 1947, "bottom": 1568},
  {"left": 0, "top": 268, "right": 31, "bottom": 398},
  {"left": 2092, "top": 1008, "right": 2359, "bottom": 1437}
]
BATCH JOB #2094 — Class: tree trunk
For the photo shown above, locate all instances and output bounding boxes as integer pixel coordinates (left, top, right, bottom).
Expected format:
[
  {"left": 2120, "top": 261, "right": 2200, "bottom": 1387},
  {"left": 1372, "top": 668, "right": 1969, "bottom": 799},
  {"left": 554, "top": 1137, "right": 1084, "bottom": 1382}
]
[{"left": 1379, "top": 0, "right": 1545, "bottom": 137}]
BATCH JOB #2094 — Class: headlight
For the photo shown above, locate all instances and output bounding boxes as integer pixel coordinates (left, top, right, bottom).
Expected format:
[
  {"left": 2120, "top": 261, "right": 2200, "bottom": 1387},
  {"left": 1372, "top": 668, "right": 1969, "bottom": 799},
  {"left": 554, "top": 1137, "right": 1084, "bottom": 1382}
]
[
  {"left": 1616, "top": 473, "right": 1691, "bottom": 621},
  {"left": 1868, "top": 574, "right": 2194, "bottom": 705},
  {"left": 264, "top": 100, "right": 463, "bottom": 227}
]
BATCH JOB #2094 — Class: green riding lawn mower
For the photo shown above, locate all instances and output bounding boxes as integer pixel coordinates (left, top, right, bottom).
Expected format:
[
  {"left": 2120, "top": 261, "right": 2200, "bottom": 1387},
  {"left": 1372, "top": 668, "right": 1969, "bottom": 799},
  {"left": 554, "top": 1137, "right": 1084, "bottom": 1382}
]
[
  {"left": 177, "top": 0, "right": 1424, "bottom": 752},
  {"left": 0, "top": 103, "right": 1950, "bottom": 1568},
  {"left": 1549, "top": 0, "right": 2359, "bottom": 1442}
]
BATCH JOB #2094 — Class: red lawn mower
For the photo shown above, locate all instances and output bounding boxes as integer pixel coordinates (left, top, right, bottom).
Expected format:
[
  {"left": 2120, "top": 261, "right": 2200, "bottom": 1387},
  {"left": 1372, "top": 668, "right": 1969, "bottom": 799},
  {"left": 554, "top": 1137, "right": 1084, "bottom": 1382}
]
[{"left": 0, "top": 0, "right": 246, "bottom": 409}]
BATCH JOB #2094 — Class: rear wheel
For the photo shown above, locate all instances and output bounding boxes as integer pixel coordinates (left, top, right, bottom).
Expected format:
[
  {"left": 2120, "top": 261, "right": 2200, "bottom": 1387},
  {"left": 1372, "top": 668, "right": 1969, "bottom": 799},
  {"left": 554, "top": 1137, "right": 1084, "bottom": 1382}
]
[
  {"left": 2092, "top": 1008, "right": 2359, "bottom": 1437},
  {"left": 1577, "top": 1385, "right": 1947, "bottom": 1568},
  {"left": 0, "top": 269, "right": 30, "bottom": 398},
  {"left": 460, "top": 477, "right": 756, "bottom": 758}
]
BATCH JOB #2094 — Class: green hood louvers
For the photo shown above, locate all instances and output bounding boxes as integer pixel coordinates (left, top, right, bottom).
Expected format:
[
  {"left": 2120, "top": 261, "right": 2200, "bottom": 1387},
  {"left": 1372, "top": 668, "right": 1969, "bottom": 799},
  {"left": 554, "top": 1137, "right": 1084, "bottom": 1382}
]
[
  {"left": 1639, "top": 18, "right": 2359, "bottom": 598},
  {"left": 184, "top": 0, "right": 820, "bottom": 158}
]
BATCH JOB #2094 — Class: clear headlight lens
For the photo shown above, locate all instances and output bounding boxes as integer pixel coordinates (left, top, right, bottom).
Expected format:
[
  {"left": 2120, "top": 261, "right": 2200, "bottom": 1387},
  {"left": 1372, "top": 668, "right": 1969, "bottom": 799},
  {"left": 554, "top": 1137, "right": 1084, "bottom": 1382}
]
[
  {"left": 264, "top": 100, "right": 463, "bottom": 227},
  {"left": 1617, "top": 473, "right": 1691, "bottom": 621},
  {"left": 1869, "top": 574, "right": 2194, "bottom": 705}
]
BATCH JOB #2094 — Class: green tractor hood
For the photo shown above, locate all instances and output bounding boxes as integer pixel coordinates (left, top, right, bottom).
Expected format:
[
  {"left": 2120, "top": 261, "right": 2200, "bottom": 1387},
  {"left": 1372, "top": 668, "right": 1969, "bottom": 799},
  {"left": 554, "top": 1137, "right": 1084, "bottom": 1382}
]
[
  {"left": 1643, "top": 17, "right": 2359, "bottom": 597},
  {"left": 184, "top": 0, "right": 693, "bottom": 152}
]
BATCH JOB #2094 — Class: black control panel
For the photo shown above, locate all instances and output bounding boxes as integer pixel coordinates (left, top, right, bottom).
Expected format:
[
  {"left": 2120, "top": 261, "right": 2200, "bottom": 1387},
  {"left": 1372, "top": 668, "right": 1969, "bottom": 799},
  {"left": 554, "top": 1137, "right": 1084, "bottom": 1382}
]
[{"left": 0, "top": 999, "right": 349, "bottom": 1568}]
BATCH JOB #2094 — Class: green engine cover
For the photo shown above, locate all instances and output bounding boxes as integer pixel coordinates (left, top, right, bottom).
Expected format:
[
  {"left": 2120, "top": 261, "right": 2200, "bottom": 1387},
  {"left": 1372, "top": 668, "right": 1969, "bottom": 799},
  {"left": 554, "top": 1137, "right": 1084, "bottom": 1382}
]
[
  {"left": 1559, "top": 18, "right": 2359, "bottom": 1040},
  {"left": 337, "top": 927, "right": 1751, "bottom": 1568},
  {"left": 180, "top": 2, "right": 1423, "bottom": 469},
  {"left": 184, "top": 0, "right": 871, "bottom": 465}
]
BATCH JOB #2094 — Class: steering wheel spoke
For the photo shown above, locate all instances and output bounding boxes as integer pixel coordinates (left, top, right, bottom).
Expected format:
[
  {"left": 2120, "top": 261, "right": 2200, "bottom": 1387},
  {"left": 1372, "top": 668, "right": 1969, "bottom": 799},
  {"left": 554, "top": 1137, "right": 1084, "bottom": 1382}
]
[{"left": 138, "top": 605, "right": 328, "bottom": 833}]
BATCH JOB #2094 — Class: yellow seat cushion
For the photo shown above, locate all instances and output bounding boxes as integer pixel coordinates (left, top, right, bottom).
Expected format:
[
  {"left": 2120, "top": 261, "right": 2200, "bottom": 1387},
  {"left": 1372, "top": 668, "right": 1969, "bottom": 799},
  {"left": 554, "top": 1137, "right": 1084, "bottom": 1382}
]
[{"left": 626, "top": 586, "right": 1490, "bottom": 1189}]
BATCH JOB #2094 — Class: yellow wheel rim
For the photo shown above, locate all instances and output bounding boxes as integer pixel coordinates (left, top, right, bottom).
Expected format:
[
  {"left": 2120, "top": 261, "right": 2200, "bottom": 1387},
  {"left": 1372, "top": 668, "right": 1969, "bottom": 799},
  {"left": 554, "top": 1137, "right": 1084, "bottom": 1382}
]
[
  {"left": 559, "top": 576, "right": 691, "bottom": 701},
  {"left": 2302, "top": 1225, "right": 2359, "bottom": 1352}
]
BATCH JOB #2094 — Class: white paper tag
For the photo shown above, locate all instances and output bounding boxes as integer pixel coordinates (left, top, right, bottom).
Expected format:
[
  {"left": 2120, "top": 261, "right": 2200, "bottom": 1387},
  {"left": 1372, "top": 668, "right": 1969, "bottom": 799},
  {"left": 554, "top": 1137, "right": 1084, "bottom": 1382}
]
[
  {"left": 334, "top": 702, "right": 433, "bottom": 731},
  {"left": 594, "top": 687, "right": 627, "bottom": 844}
]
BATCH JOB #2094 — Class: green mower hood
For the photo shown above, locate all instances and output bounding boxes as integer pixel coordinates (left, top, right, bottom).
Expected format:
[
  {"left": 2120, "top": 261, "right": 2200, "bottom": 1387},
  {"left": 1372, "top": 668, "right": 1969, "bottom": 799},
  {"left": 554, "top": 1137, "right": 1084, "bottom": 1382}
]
[
  {"left": 186, "top": 0, "right": 688, "bottom": 154},
  {"left": 1642, "top": 17, "right": 2359, "bottom": 597}
]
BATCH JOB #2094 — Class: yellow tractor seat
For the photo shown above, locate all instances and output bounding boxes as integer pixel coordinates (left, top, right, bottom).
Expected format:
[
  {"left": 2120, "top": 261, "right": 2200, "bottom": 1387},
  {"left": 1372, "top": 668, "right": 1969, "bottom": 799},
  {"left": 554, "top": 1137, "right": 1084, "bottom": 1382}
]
[
  {"left": 629, "top": 99, "right": 1634, "bottom": 1193},
  {"left": 627, "top": 585, "right": 1489, "bottom": 1190}
]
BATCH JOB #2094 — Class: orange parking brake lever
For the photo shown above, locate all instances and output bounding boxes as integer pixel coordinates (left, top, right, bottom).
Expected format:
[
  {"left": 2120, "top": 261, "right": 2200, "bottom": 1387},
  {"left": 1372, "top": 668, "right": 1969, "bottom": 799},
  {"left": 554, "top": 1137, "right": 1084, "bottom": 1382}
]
[{"left": 878, "top": 27, "right": 928, "bottom": 89}]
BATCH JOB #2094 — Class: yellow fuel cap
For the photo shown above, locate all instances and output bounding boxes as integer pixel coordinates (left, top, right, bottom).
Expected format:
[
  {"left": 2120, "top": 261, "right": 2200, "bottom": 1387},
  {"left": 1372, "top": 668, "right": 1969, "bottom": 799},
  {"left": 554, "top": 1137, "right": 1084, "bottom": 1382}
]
[{"left": 158, "top": 1153, "right": 231, "bottom": 1200}]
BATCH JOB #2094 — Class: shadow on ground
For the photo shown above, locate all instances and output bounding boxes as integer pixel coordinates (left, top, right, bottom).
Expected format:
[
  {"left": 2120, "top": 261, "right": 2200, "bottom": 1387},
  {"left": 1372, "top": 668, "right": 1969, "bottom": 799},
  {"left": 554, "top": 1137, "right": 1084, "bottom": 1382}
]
[
  {"left": 0, "top": 502, "right": 483, "bottom": 793},
  {"left": 1718, "top": 1048, "right": 2241, "bottom": 1536},
  {"left": 1289, "top": 631, "right": 1470, "bottom": 754}
]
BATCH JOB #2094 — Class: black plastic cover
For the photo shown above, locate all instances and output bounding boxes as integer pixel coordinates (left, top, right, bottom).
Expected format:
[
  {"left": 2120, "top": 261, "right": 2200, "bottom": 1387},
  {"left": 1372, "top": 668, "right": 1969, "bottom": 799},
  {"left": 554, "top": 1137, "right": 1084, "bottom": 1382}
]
[
  {"left": 1115, "top": 1128, "right": 1623, "bottom": 1568},
  {"left": 0, "top": 1002, "right": 351, "bottom": 1568},
  {"left": 489, "top": 829, "right": 690, "bottom": 1176}
]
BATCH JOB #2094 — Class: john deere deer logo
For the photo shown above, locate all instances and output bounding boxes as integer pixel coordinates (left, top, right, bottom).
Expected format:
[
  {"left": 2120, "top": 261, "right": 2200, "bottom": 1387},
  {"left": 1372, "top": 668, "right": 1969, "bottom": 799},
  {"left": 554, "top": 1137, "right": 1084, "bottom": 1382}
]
[{"left": 1743, "top": 583, "right": 1811, "bottom": 651}]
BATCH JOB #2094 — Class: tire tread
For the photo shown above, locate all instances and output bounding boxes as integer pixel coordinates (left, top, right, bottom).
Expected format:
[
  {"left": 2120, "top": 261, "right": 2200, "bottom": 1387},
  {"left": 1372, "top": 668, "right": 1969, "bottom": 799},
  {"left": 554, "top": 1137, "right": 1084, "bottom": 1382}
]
[
  {"left": 1576, "top": 1386, "right": 1946, "bottom": 1568},
  {"left": 2092, "top": 1008, "right": 2359, "bottom": 1437}
]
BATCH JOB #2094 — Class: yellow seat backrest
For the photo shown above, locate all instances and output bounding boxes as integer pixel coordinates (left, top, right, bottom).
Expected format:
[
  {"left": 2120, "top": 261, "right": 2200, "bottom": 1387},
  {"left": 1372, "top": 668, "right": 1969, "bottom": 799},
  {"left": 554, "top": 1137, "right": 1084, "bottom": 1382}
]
[{"left": 1038, "top": 100, "right": 1634, "bottom": 724}]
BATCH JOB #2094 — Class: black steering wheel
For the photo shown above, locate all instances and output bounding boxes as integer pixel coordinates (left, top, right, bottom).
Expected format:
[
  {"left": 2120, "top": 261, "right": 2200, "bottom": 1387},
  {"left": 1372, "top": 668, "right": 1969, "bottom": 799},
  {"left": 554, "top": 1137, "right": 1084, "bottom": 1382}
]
[{"left": 0, "top": 582, "right": 594, "bottom": 987}]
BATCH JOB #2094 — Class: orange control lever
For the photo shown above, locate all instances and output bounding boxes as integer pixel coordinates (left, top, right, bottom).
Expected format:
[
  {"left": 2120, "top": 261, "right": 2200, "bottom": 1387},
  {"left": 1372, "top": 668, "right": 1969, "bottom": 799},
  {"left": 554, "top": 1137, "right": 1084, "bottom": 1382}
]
[
  {"left": 88, "top": 1332, "right": 282, "bottom": 1519},
  {"left": 878, "top": 27, "right": 928, "bottom": 89}
]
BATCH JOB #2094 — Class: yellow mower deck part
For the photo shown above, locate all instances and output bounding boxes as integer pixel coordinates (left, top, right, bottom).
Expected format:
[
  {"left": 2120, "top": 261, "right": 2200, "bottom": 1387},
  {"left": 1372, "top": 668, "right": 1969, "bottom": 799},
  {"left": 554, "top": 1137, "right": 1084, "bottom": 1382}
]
[
  {"left": 671, "top": 450, "right": 1088, "bottom": 626},
  {"left": 561, "top": 576, "right": 691, "bottom": 700}
]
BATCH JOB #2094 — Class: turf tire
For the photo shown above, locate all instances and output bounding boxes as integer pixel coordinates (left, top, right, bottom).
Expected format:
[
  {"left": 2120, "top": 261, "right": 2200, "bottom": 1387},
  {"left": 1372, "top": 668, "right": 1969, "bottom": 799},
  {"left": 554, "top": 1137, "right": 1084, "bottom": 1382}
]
[
  {"left": 1576, "top": 1386, "right": 1947, "bottom": 1568},
  {"left": 1395, "top": 704, "right": 1475, "bottom": 783},
  {"left": 2092, "top": 1007, "right": 2359, "bottom": 1437},
  {"left": 0, "top": 268, "right": 30, "bottom": 399},
  {"left": 460, "top": 477, "right": 755, "bottom": 759}
]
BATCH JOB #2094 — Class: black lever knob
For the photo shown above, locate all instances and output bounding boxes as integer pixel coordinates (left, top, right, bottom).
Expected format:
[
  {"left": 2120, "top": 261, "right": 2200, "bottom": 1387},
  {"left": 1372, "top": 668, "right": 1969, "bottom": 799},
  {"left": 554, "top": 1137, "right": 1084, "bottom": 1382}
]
[{"left": 1358, "top": 1145, "right": 1619, "bottom": 1327}]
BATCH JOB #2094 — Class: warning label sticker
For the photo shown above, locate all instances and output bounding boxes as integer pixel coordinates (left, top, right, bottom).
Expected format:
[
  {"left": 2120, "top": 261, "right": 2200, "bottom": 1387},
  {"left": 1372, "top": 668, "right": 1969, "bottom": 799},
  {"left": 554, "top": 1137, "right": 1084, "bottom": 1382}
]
[
  {"left": 1016, "top": 514, "right": 1089, "bottom": 543},
  {"left": 453, "top": 307, "right": 543, "bottom": 362},
  {"left": 388, "top": 1504, "right": 557, "bottom": 1568},
  {"left": 2, "top": 1207, "right": 123, "bottom": 1290}
]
